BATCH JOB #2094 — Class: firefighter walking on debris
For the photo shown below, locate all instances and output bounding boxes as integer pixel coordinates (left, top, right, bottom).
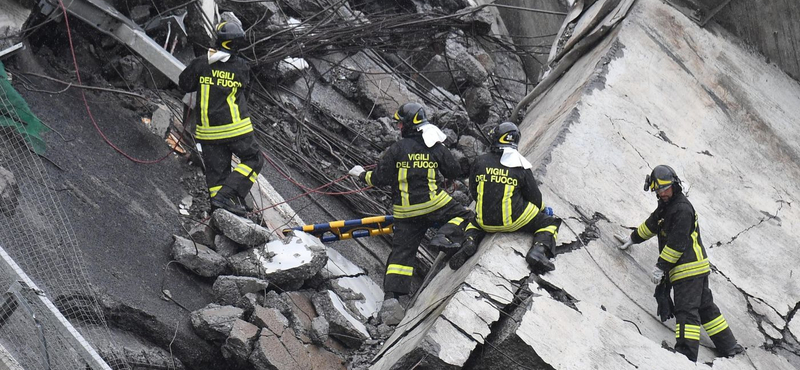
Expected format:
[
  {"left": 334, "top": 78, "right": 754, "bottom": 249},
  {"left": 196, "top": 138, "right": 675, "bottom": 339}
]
[
  {"left": 178, "top": 17, "right": 262, "bottom": 216},
  {"left": 617, "top": 165, "right": 744, "bottom": 362},
  {"left": 348, "top": 102, "right": 471, "bottom": 320},
  {"left": 448, "top": 122, "right": 561, "bottom": 272}
]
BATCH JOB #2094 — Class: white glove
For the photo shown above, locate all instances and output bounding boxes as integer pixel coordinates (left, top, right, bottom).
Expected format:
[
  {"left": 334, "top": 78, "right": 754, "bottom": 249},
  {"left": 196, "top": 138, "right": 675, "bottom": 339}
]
[
  {"left": 348, "top": 165, "right": 365, "bottom": 177},
  {"left": 618, "top": 236, "right": 634, "bottom": 250},
  {"left": 651, "top": 267, "right": 665, "bottom": 284}
]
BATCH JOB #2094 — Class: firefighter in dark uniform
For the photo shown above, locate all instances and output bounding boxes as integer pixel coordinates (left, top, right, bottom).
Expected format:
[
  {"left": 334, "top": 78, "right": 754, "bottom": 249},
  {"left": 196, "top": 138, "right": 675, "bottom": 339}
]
[
  {"left": 618, "top": 165, "right": 744, "bottom": 362},
  {"left": 449, "top": 122, "right": 561, "bottom": 272},
  {"left": 348, "top": 102, "right": 471, "bottom": 304},
  {"left": 178, "top": 20, "right": 262, "bottom": 216}
]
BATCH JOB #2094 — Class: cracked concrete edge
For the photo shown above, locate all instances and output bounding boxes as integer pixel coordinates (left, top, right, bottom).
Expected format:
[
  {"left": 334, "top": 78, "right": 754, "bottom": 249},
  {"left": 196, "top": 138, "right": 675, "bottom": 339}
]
[{"left": 0, "top": 342, "right": 23, "bottom": 370}]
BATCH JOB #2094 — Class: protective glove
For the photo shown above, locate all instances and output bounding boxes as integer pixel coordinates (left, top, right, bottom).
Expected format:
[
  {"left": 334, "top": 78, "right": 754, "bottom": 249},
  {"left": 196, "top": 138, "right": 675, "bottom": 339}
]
[
  {"left": 618, "top": 236, "right": 634, "bottom": 251},
  {"left": 348, "top": 165, "right": 365, "bottom": 177},
  {"left": 651, "top": 267, "right": 665, "bottom": 284},
  {"left": 543, "top": 206, "right": 554, "bottom": 217}
]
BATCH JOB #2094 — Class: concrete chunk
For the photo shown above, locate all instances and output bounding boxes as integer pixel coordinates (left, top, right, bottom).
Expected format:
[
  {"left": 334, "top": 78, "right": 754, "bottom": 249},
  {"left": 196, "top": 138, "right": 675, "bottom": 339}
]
[
  {"left": 190, "top": 304, "right": 245, "bottom": 342},
  {"left": 171, "top": 235, "right": 227, "bottom": 277},
  {"left": 212, "top": 275, "right": 269, "bottom": 306},
  {"left": 228, "top": 231, "right": 327, "bottom": 288},
  {"left": 213, "top": 208, "right": 275, "bottom": 246}
]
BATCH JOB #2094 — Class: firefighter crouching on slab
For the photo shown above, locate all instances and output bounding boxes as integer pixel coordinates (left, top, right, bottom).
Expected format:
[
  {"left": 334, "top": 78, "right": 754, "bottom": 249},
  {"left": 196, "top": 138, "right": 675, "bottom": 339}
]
[
  {"left": 617, "top": 165, "right": 744, "bottom": 362},
  {"left": 348, "top": 102, "right": 471, "bottom": 320},
  {"left": 448, "top": 121, "right": 561, "bottom": 272},
  {"left": 178, "top": 17, "right": 263, "bottom": 217}
]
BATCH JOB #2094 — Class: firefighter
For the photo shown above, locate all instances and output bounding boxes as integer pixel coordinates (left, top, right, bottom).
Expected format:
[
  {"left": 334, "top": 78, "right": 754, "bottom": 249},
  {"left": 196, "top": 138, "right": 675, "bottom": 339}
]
[
  {"left": 348, "top": 102, "right": 471, "bottom": 314},
  {"left": 617, "top": 165, "right": 744, "bottom": 362},
  {"left": 178, "top": 19, "right": 262, "bottom": 216},
  {"left": 448, "top": 122, "right": 561, "bottom": 273}
]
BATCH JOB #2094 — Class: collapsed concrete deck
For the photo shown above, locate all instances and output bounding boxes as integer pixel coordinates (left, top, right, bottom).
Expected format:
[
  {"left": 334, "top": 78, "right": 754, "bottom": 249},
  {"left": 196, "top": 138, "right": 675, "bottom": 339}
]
[{"left": 371, "top": 0, "right": 800, "bottom": 368}]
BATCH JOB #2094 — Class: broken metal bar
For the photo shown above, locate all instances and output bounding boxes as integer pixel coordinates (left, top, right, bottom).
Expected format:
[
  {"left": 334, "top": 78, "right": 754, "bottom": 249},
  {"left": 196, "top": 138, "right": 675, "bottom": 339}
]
[
  {"left": 484, "top": 3, "right": 569, "bottom": 16},
  {"left": 0, "top": 244, "right": 112, "bottom": 370},
  {"left": 8, "top": 282, "right": 51, "bottom": 370},
  {"left": 0, "top": 44, "right": 25, "bottom": 60}
]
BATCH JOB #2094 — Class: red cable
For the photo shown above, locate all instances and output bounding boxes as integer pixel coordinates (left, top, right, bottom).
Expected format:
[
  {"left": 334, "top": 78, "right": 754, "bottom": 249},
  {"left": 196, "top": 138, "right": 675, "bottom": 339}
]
[
  {"left": 261, "top": 152, "right": 375, "bottom": 196},
  {"left": 58, "top": 0, "right": 177, "bottom": 164}
]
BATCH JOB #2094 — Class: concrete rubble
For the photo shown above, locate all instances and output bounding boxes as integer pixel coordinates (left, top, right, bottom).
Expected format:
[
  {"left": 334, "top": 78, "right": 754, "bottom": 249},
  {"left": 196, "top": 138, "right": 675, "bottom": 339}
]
[
  {"left": 228, "top": 231, "right": 328, "bottom": 289},
  {"left": 171, "top": 235, "right": 228, "bottom": 277}
]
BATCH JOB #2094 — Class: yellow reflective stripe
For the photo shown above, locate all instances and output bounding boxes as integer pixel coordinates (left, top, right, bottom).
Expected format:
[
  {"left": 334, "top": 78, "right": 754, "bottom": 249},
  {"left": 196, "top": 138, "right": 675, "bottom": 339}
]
[
  {"left": 448, "top": 217, "right": 464, "bottom": 225},
  {"left": 427, "top": 168, "right": 436, "bottom": 200},
  {"left": 684, "top": 324, "right": 701, "bottom": 340},
  {"left": 479, "top": 203, "right": 538, "bottom": 233},
  {"left": 476, "top": 181, "right": 485, "bottom": 226},
  {"left": 465, "top": 222, "right": 479, "bottom": 231},
  {"left": 227, "top": 86, "right": 240, "bottom": 122},
  {"left": 195, "top": 118, "right": 253, "bottom": 140},
  {"left": 704, "top": 315, "right": 729, "bottom": 336},
  {"left": 502, "top": 184, "right": 514, "bottom": 226},
  {"left": 234, "top": 163, "right": 257, "bottom": 183},
  {"left": 209, "top": 185, "right": 222, "bottom": 197},
  {"left": 669, "top": 259, "right": 710, "bottom": 283},
  {"left": 200, "top": 84, "right": 210, "bottom": 127},
  {"left": 692, "top": 215, "right": 704, "bottom": 261},
  {"left": 365, "top": 171, "right": 373, "bottom": 186},
  {"left": 637, "top": 222, "right": 654, "bottom": 239},
  {"left": 393, "top": 191, "right": 452, "bottom": 218},
  {"left": 386, "top": 264, "right": 413, "bottom": 276},
  {"left": 398, "top": 168, "right": 409, "bottom": 206},
  {"left": 659, "top": 245, "right": 683, "bottom": 263}
]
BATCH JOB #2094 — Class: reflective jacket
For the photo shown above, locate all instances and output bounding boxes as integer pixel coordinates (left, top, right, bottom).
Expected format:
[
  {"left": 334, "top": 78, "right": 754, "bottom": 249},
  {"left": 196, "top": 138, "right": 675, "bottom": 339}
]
[
  {"left": 178, "top": 55, "right": 253, "bottom": 142},
  {"left": 360, "top": 135, "right": 459, "bottom": 219},
  {"left": 630, "top": 192, "right": 710, "bottom": 283},
  {"left": 469, "top": 152, "right": 543, "bottom": 232}
]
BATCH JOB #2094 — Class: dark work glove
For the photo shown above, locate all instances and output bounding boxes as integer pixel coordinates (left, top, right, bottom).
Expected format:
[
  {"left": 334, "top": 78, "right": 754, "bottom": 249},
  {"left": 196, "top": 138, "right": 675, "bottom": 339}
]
[{"left": 654, "top": 280, "right": 674, "bottom": 322}]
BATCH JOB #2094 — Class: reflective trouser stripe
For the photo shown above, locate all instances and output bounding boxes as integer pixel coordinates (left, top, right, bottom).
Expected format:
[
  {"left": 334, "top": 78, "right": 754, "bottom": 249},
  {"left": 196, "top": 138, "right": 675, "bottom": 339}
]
[
  {"left": 677, "top": 323, "right": 701, "bottom": 341},
  {"left": 209, "top": 185, "right": 222, "bottom": 198},
  {"left": 703, "top": 315, "right": 729, "bottom": 336},
  {"left": 536, "top": 225, "right": 559, "bottom": 242},
  {"left": 234, "top": 163, "right": 258, "bottom": 183},
  {"left": 465, "top": 222, "right": 479, "bottom": 231},
  {"left": 386, "top": 264, "right": 413, "bottom": 276}
]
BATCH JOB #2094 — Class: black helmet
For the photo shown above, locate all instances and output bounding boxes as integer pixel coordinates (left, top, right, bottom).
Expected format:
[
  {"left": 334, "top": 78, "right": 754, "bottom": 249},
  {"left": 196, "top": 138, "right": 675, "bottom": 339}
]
[
  {"left": 394, "top": 102, "right": 428, "bottom": 136},
  {"left": 215, "top": 21, "right": 246, "bottom": 51},
  {"left": 490, "top": 122, "right": 520, "bottom": 152},
  {"left": 644, "top": 165, "right": 681, "bottom": 192}
]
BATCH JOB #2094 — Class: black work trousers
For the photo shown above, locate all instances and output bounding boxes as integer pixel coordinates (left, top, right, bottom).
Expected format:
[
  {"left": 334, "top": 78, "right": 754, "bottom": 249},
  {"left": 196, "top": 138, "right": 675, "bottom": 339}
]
[
  {"left": 201, "top": 134, "right": 264, "bottom": 201},
  {"left": 673, "top": 275, "right": 738, "bottom": 362},
  {"left": 465, "top": 211, "right": 562, "bottom": 256},
  {"left": 384, "top": 201, "right": 471, "bottom": 295}
]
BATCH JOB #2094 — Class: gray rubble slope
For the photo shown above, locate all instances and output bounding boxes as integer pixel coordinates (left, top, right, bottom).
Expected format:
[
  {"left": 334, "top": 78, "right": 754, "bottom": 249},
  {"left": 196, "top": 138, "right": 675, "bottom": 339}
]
[{"left": 373, "top": 0, "right": 800, "bottom": 368}]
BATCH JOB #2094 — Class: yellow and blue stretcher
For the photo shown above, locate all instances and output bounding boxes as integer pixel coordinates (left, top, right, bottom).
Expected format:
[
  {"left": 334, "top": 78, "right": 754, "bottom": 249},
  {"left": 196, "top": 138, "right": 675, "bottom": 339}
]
[{"left": 282, "top": 215, "right": 394, "bottom": 243}]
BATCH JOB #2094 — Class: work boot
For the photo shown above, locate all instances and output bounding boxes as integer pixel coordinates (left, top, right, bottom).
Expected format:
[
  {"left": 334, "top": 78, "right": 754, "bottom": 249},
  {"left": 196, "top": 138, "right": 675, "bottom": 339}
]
[
  {"left": 526, "top": 242, "right": 555, "bottom": 274},
  {"left": 448, "top": 237, "right": 478, "bottom": 270},
  {"left": 211, "top": 195, "right": 247, "bottom": 217},
  {"left": 429, "top": 233, "right": 461, "bottom": 257},
  {"left": 719, "top": 344, "right": 745, "bottom": 358}
]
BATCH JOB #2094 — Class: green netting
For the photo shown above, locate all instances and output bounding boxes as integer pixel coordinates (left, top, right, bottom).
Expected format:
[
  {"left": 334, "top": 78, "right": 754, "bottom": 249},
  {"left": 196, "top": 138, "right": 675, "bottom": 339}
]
[{"left": 0, "top": 61, "right": 48, "bottom": 154}]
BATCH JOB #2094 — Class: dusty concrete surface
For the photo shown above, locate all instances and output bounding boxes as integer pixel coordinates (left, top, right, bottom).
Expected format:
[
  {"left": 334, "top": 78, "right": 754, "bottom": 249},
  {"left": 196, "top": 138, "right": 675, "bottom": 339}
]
[{"left": 372, "top": 0, "right": 800, "bottom": 368}]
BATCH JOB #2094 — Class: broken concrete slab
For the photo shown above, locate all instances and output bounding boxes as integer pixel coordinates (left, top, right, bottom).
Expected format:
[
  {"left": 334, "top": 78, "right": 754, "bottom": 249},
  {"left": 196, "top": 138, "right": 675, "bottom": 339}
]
[
  {"left": 189, "top": 304, "right": 245, "bottom": 342},
  {"left": 212, "top": 275, "right": 269, "bottom": 306},
  {"left": 188, "top": 221, "right": 215, "bottom": 246},
  {"left": 356, "top": 67, "right": 420, "bottom": 119},
  {"left": 229, "top": 231, "right": 327, "bottom": 288},
  {"left": 789, "top": 315, "right": 800, "bottom": 343},
  {"left": 213, "top": 234, "right": 242, "bottom": 258},
  {"left": 312, "top": 290, "right": 370, "bottom": 348},
  {"left": 250, "top": 305, "right": 289, "bottom": 337},
  {"left": 249, "top": 326, "right": 346, "bottom": 370},
  {"left": 0, "top": 166, "right": 19, "bottom": 217},
  {"left": 171, "top": 235, "right": 227, "bottom": 277},
  {"left": 213, "top": 209, "right": 275, "bottom": 246},
  {"left": 221, "top": 319, "right": 260, "bottom": 365},
  {"left": 310, "top": 316, "right": 329, "bottom": 345},
  {"left": 320, "top": 248, "right": 383, "bottom": 320},
  {"left": 149, "top": 104, "right": 173, "bottom": 138}
]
